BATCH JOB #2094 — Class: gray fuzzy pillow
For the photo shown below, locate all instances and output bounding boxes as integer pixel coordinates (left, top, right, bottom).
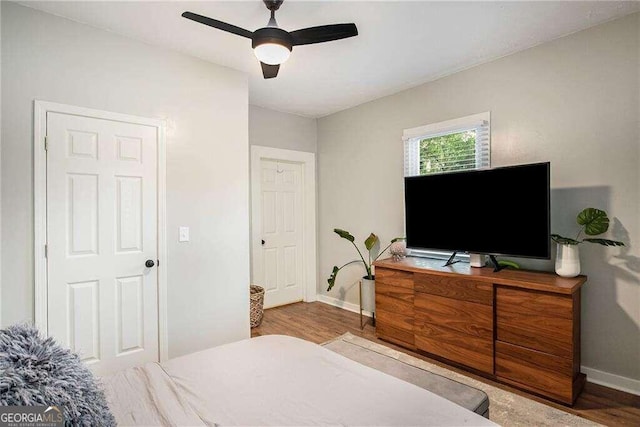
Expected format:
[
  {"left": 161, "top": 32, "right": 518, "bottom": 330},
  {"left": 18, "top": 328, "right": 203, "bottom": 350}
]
[{"left": 0, "top": 323, "right": 116, "bottom": 426}]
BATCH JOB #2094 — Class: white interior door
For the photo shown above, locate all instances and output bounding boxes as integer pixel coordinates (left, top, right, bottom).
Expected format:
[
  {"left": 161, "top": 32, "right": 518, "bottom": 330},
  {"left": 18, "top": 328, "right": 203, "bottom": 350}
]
[
  {"left": 46, "top": 111, "right": 159, "bottom": 375},
  {"left": 254, "top": 159, "right": 304, "bottom": 308}
]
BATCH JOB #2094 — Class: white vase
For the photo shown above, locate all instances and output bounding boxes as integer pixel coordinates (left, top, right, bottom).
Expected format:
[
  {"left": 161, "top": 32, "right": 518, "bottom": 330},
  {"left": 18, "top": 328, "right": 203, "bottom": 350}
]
[{"left": 555, "top": 243, "right": 581, "bottom": 278}]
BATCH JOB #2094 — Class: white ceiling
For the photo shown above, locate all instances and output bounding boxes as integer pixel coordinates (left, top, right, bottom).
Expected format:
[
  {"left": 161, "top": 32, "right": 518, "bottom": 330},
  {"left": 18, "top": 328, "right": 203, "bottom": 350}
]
[{"left": 19, "top": 1, "right": 640, "bottom": 117}]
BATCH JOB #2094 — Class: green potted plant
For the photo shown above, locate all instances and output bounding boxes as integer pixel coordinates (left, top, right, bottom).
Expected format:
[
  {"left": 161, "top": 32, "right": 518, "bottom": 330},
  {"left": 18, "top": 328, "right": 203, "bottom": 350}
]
[
  {"left": 551, "top": 207, "right": 624, "bottom": 277},
  {"left": 327, "top": 229, "right": 404, "bottom": 291}
]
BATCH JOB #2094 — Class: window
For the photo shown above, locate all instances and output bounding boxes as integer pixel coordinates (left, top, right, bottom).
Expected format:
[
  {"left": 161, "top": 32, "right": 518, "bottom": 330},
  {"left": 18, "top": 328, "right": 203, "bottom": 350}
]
[
  {"left": 403, "top": 112, "right": 490, "bottom": 177},
  {"left": 402, "top": 112, "right": 490, "bottom": 259}
]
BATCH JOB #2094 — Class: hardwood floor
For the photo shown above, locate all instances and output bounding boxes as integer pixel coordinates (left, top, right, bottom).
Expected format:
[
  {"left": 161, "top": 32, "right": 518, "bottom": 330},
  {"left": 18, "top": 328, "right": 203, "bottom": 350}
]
[{"left": 251, "top": 301, "right": 640, "bottom": 426}]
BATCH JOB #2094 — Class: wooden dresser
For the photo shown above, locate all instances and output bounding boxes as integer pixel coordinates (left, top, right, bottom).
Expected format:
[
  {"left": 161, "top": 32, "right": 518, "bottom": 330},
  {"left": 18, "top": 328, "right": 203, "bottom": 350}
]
[{"left": 373, "top": 256, "right": 587, "bottom": 405}]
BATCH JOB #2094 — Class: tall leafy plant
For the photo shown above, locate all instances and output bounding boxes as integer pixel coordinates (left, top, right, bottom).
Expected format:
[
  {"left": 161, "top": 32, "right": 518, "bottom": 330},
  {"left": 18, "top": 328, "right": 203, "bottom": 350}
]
[
  {"left": 551, "top": 208, "right": 624, "bottom": 247},
  {"left": 327, "top": 229, "right": 404, "bottom": 291}
]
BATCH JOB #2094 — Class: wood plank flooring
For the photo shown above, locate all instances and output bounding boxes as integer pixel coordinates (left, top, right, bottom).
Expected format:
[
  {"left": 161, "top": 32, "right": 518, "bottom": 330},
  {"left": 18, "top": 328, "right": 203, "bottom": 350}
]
[{"left": 251, "top": 301, "right": 640, "bottom": 426}]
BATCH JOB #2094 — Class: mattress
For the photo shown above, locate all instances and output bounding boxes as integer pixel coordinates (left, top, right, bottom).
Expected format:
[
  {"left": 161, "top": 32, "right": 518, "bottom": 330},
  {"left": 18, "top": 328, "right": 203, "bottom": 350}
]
[{"left": 104, "top": 335, "right": 496, "bottom": 426}]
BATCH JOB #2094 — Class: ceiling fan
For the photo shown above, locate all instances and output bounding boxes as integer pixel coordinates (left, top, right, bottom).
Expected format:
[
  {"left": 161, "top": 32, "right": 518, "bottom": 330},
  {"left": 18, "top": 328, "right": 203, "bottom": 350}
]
[{"left": 182, "top": 0, "right": 358, "bottom": 79}]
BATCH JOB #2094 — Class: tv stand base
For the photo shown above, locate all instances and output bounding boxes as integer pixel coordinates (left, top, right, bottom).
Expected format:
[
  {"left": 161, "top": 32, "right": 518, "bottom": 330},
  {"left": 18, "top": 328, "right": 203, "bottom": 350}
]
[
  {"left": 443, "top": 252, "right": 462, "bottom": 267},
  {"left": 489, "top": 255, "right": 507, "bottom": 272}
]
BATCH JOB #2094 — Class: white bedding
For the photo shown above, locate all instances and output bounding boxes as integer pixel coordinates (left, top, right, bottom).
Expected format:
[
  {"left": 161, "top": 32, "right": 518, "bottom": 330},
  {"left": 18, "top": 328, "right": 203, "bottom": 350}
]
[
  {"left": 102, "top": 363, "right": 205, "bottom": 426},
  {"left": 104, "top": 335, "right": 496, "bottom": 426}
]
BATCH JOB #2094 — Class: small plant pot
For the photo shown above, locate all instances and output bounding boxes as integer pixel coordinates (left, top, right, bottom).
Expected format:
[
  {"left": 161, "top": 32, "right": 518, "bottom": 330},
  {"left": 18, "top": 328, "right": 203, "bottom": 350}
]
[{"left": 555, "top": 243, "right": 580, "bottom": 278}]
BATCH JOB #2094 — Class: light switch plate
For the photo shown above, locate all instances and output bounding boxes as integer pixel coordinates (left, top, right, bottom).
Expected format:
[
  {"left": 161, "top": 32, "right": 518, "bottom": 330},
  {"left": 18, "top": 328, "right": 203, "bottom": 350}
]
[{"left": 179, "top": 226, "right": 190, "bottom": 242}]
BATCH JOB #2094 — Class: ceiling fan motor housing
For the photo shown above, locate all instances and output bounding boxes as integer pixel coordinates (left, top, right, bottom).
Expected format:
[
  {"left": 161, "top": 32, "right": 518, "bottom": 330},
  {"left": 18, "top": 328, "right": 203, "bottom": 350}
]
[
  {"left": 252, "top": 27, "right": 293, "bottom": 52},
  {"left": 263, "top": 0, "right": 284, "bottom": 12}
]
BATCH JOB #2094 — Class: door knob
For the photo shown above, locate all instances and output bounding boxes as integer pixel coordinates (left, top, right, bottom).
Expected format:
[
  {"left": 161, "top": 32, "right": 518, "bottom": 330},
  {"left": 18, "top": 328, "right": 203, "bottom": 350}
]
[{"left": 145, "top": 259, "right": 155, "bottom": 268}]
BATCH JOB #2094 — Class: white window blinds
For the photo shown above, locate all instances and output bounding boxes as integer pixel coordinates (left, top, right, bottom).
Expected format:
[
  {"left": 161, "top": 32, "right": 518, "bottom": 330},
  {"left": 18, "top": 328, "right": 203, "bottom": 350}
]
[{"left": 403, "top": 112, "right": 490, "bottom": 177}]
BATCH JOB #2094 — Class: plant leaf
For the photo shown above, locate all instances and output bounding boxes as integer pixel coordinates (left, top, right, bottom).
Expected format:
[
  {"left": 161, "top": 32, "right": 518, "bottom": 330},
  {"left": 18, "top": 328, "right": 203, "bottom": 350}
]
[
  {"left": 391, "top": 237, "right": 405, "bottom": 243},
  {"left": 334, "top": 228, "right": 354, "bottom": 242},
  {"left": 577, "top": 208, "right": 609, "bottom": 236},
  {"left": 551, "top": 234, "right": 581, "bottom": 245},
  {"left": 583, "top": 238, "right": 625, "bottom": 247},
  {"left": 364, "top": 233, "right": 379, "bottom": 251},
  {"left": 326, "top": 266, "right": 340, "bottom": 291},
  {"left": 498, "top": 260, "right": 520, "bottom": 269}
]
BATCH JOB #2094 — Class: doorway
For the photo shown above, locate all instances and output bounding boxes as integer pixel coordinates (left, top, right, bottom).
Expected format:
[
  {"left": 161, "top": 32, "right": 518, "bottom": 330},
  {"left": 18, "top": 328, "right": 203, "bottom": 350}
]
[
  {"left": 250, "top": 146, "right": 316, "bottom": 309},
  {"left": 34, "top": 101, "right": 167, "bottom": 375}
]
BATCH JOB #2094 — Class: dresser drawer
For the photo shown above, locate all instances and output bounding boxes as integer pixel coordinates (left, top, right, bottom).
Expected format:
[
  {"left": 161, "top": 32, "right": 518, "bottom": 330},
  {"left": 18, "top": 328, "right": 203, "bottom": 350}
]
[
  {"left": 376, "top": 268, "right": 413, "bottom": 289},
  {"left": 414, "top": 273, "right": 493, "bottom": 305},
  {"left": 414, "top": 322, "right": 494, "bottom": 374},
  {"left": 376, "top": 282, "right": 414, "bottom": 303},
  {"left": 376, "top": 308, "right": 414, "bottom": 345},
  {"left": 497, "top": 287, "right": 573, "bottom": 319},
  {"left": 496, "top": 340, "right": 574, "bottom": 377},
  {"left": 376, "top": 293, "right": 413, "bottom": 316},
  {"left": 496, "top": 340, "right": 576, "bottom": 404},
  {"left": 414, "top": 293, "right": 492, "bottom": 340},
  {"left": 496, "top": 287, "right": 575, "bottom": 358}
]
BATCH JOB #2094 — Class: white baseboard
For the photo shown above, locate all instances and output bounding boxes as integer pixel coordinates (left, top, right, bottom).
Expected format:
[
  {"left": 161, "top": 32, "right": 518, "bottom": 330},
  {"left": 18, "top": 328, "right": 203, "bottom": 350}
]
[
  {"left": 317, "top": 294, "right": 372, "bottom": 318},
  {"left": 582, "top": 365, "right": 640, "bottom": 396}
]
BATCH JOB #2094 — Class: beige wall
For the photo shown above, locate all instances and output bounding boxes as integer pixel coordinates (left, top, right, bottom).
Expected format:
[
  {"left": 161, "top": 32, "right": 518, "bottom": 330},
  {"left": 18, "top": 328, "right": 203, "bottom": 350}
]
[
  {"left": 1, "top": 2, "right": 250, "bottom": 358},
  {"left": 249, "top": 105, "right": 317, "bottom": 153},
  {"left": 318, "top": 13, "right": 640, "bottom": 384}
]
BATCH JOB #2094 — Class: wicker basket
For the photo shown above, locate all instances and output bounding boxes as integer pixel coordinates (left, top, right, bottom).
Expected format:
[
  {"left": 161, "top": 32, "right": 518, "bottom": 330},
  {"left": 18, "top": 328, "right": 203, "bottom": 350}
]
[{"left": 250, "top": 285, "right": 265, "bottom": 328}]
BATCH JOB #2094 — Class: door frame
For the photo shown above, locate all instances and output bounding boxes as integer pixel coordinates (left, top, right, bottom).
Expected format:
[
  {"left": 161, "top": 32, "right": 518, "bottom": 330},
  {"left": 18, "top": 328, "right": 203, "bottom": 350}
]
[
  {"left": 33, "top": 100, "right": 168, "bottom": 362},
  {"left": 250, "top": 146, "right": 317, "bottom": 304}
]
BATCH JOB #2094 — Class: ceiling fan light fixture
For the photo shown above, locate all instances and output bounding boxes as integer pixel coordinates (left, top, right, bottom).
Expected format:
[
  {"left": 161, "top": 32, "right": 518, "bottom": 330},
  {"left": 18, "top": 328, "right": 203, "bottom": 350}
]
[
  {"left": 254, "top": 42, "right": 291, "bottom": 65},
  {"left": 252, "top": 26, "right": 293, "bottom": 65},
  {"left": 181, "top": 0, "right": 358, "bottom": 79}
]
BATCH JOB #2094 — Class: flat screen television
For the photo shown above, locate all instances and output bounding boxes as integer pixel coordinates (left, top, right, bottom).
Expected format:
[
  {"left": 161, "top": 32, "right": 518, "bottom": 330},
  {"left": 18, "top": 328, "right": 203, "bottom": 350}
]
[{"left": 404, "top": 162, "right": 550, "bottom": 262}]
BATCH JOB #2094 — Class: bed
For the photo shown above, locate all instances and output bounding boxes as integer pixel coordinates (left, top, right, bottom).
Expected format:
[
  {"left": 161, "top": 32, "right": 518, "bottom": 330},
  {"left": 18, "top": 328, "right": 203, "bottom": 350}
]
[{"left": 102, "top": 335, "right": 496, "bottom": 426}]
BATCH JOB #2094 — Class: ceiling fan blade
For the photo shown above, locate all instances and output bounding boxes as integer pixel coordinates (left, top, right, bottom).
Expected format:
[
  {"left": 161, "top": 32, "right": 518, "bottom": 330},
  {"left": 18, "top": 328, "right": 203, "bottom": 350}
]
[
  {"left": 182, "top": 11, "right": 253, "bottom": 39},
  {"left": 290, "top": 23, "right": 358, "bottom": 46},
  {"left": 261, "top": 62, "right": 280, "bottom": 79}
]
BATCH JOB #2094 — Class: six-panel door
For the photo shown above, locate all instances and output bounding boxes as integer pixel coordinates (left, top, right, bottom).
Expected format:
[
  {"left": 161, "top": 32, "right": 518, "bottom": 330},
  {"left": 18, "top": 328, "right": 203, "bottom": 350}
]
[
  {"left": 255, "top": 159, "right": 304, "bottom": 308},
  {"left": 46, "top": 111, "right": 159, "bottom": 375}
]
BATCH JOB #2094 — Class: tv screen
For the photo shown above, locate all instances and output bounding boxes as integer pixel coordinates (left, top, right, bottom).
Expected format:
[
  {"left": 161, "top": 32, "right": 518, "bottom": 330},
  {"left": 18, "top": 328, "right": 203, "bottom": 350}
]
[{"left": 404, "top": 162, "right": 550, "bottom": 259}]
